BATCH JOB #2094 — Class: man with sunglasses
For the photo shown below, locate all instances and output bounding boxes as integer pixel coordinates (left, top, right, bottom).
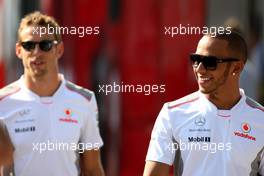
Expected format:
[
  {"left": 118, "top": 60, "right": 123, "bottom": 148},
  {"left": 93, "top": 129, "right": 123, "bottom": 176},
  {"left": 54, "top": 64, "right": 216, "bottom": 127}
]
[
  {"left": 144, "top": 31, "right": 264, "bottom": 176},
  {"left": 0, "top": 11, "right": 104, "bottom": 176}
]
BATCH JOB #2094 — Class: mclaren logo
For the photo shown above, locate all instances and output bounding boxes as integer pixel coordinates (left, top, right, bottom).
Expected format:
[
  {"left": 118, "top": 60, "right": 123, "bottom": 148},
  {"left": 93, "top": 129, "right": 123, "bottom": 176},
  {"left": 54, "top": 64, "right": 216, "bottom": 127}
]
[
  {"left": 18, "top": 109, "right": 31, "bottom": 117},
  {"left": 195, "top": 117, "right": 206, "bottom": 126}
]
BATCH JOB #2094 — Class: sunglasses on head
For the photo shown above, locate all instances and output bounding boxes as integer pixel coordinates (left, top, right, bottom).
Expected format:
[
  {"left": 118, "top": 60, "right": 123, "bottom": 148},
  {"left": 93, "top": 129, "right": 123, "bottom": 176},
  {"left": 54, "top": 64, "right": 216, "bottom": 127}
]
[
  {"left": 20, "top": 40, "right": 58, "bottom": 52},
  {"left": 190, "top": 54, "right": 240, "bottom": 70}
]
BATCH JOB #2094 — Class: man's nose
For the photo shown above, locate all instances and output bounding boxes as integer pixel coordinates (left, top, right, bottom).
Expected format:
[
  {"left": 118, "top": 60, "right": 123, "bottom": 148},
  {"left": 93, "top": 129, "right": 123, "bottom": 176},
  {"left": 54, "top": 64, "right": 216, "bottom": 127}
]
[
  {"left": 196, "top": 62, "right": 206, "bottom": 74},
  {"left": 31, "top": 44, "right": 43, "bottom": 56}
]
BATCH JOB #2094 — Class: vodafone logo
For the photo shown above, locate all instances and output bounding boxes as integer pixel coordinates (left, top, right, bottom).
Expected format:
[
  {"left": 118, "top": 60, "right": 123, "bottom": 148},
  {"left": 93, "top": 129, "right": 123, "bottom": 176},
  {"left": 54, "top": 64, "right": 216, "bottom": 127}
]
[
  {"left": 65, "top": 108, "right": 72, "bottom": 117},
  {"left": 241, "top": 122, "right": 250, "bottom": 133},
  {"left": 234, "top": 122, "right": 256, "bottom": 141},
  {"left": 59, "top": 108, "right": 78, "bottom": 124}
]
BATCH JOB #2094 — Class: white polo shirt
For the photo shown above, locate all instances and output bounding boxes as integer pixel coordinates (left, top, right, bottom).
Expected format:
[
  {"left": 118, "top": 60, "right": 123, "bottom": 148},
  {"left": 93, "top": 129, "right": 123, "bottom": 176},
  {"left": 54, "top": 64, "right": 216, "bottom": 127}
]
[
  {"left": 146, "top": 90, "right": 264, "bottom": 176},
  {"left": 0, "top": 75, "right": 103, "bottom": 176}
]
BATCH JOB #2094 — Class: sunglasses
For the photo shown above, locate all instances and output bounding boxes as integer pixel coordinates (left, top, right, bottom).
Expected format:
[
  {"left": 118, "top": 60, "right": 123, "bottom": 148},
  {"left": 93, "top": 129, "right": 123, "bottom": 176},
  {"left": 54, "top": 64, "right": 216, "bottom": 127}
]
[
  {"left": 190, "top": 54, "right": 240, "bottom": 70},
  {"left": 20, "top": 40, "right": 58, "bottom": 52}
]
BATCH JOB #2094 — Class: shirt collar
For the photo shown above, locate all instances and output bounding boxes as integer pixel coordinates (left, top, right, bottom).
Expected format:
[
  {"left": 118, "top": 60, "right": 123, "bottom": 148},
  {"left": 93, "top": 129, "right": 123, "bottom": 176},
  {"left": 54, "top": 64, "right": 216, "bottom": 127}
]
[
  {"left": 18, "top": 74, "right": 66, "bottom": 101},
  {"left": 198, "top": 89, "right": 246, "bottom": 116}
]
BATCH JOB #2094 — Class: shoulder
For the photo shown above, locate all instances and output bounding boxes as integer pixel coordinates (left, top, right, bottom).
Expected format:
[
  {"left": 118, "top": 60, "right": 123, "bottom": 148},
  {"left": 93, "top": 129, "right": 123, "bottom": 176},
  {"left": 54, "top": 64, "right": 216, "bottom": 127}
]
[
  {"left": 64, "top": 81, "right": 94, "bottom": 102},
  {"left": 0, "top": 81, "right": 21, "bottom": 101},
  {"left": 167, "top": 91, "right": 199, "bottom": 111},
  {"left": 245, "top": 96, "right": 264, "bottom": 113}
]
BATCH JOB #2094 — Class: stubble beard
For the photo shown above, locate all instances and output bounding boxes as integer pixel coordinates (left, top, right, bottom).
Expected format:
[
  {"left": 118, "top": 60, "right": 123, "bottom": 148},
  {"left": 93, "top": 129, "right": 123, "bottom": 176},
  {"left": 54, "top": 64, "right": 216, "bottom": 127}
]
[{"left": 198, "top": 63, "right": 231, "bottom": 95}]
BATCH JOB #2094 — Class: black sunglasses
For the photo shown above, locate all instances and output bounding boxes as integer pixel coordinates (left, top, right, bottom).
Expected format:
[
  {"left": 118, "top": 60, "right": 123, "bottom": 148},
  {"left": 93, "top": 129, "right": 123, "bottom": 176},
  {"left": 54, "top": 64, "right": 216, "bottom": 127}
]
[
  {"left": 20, "top": 40, "right": 58, "bottom": 52},
  {"left": 190, "top": 54, "right": 240, "bottom": 70}
]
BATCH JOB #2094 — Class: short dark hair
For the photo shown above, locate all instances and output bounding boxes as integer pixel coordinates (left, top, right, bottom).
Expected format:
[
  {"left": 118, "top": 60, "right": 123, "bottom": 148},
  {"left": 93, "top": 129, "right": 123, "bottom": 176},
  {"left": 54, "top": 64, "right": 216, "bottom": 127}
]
[{"left": 206, "top": 30, "right": 248, "bottom": 63}]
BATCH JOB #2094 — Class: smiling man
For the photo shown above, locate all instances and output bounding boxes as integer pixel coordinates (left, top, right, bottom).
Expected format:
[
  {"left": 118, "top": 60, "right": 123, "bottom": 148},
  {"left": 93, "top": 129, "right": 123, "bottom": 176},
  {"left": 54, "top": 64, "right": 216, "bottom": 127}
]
[
  {"left": 144, "top": 31, "right": 264, "bottom": 176},
  {"left": 0, "top": 11, "right": 104, "bottom": 176}
]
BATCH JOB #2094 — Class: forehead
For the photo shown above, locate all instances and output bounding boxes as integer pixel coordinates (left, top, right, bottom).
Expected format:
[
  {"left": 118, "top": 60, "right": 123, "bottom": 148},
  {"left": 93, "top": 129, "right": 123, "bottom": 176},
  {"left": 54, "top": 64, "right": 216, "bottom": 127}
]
[
  {"left": 20, "top": 25, "right": 55, "bottom": 41},
  {"left": 195, "top": 35, "right": 230, "bottom": 57}
]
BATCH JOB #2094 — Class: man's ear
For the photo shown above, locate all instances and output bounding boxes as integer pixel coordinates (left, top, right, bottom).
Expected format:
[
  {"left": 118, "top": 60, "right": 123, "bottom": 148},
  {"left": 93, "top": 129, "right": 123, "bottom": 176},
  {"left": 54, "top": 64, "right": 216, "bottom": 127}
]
[
  {"left": 56, "top": 42, "right": 64, "bottom": 60},
  {"left": 15, "top": 43, "right": 23, "bottom": 60},
  {"left": 232, "top": 60, "right": 244, "bottom": 75}
]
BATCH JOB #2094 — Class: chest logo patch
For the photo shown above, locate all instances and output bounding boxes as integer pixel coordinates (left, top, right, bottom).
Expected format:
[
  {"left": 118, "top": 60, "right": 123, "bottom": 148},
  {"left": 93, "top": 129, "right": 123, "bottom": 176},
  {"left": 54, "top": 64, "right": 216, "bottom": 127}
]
[
  {"left": 234, "top": 122, "right": 255, "bottom": 141},
  {"left": 59, "top": 108, "right": 78, "bottom": 124},
  {"left": 195, "top": 117, "right": 206, "bottom": 126},
  {"left": 241, "top": 122, "right": 250, "bottom": 133}
]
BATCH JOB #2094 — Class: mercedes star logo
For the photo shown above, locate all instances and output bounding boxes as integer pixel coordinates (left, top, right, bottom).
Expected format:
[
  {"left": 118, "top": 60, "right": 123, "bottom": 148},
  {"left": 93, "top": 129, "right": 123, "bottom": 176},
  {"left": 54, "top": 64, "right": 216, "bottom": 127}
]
[{"left": 195, "top": 117, "right": 206, "bottom": 126}]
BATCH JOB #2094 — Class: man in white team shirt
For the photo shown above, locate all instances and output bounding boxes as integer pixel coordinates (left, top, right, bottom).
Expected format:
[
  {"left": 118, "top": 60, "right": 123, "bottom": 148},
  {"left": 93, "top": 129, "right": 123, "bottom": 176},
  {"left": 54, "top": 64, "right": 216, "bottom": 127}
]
[
  {"left": 144, "top": 30, "right": 264, "bottom": 176},
  {"left": 0, "top": 11, "right": 104, "bottom": 176}
]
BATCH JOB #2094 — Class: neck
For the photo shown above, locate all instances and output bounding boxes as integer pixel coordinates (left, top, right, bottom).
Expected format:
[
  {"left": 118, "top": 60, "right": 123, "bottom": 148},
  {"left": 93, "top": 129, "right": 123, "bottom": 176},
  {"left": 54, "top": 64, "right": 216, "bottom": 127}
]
[
  {"left": 24, "top": 73, "right": 61, "bottom": 97},
  {"left": 203, "top": 88, "right": 241, "bottom": 110}
]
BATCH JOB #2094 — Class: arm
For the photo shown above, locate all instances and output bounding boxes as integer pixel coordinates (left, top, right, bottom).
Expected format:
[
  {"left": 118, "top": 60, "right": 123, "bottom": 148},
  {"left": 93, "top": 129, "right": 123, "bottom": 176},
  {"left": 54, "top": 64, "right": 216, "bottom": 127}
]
[
  {"left": 80, "top": 149, "right": 105, "bottom": 176},
  {"left": 143, "top": 161, "right": 170, "bottom": 176},
  {"left": 0, "top": 121, "right": 13, "bottom": 166},
  {"left": 257, "top": 147, "right": 264, "bottom": 176},
  {"left": 79, "top": 92, "right": 104, "bottom": 176},
  {"left": 144, "top": 103, "right": 175, "bottom": 175}
]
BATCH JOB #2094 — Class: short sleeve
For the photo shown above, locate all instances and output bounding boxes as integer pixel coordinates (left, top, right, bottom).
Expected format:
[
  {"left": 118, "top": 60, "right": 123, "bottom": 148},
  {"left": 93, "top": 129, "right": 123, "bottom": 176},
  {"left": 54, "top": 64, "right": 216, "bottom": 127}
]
[
  {"left": 145, "top": 103, "right": 175, "bottom": 165},
  {"left": 79, "top": 93, "right": 103, "bottom": 150}
]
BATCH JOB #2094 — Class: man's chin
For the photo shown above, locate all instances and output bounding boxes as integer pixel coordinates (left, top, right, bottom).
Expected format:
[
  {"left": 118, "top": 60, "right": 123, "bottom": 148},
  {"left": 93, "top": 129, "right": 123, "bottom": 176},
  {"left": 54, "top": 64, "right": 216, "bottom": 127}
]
[
  {"left": 199, "top": 86, "right": 214, "bottom": 94},
  {"left": 32, "top": 70, "right": 47, "bottom": 78}
]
